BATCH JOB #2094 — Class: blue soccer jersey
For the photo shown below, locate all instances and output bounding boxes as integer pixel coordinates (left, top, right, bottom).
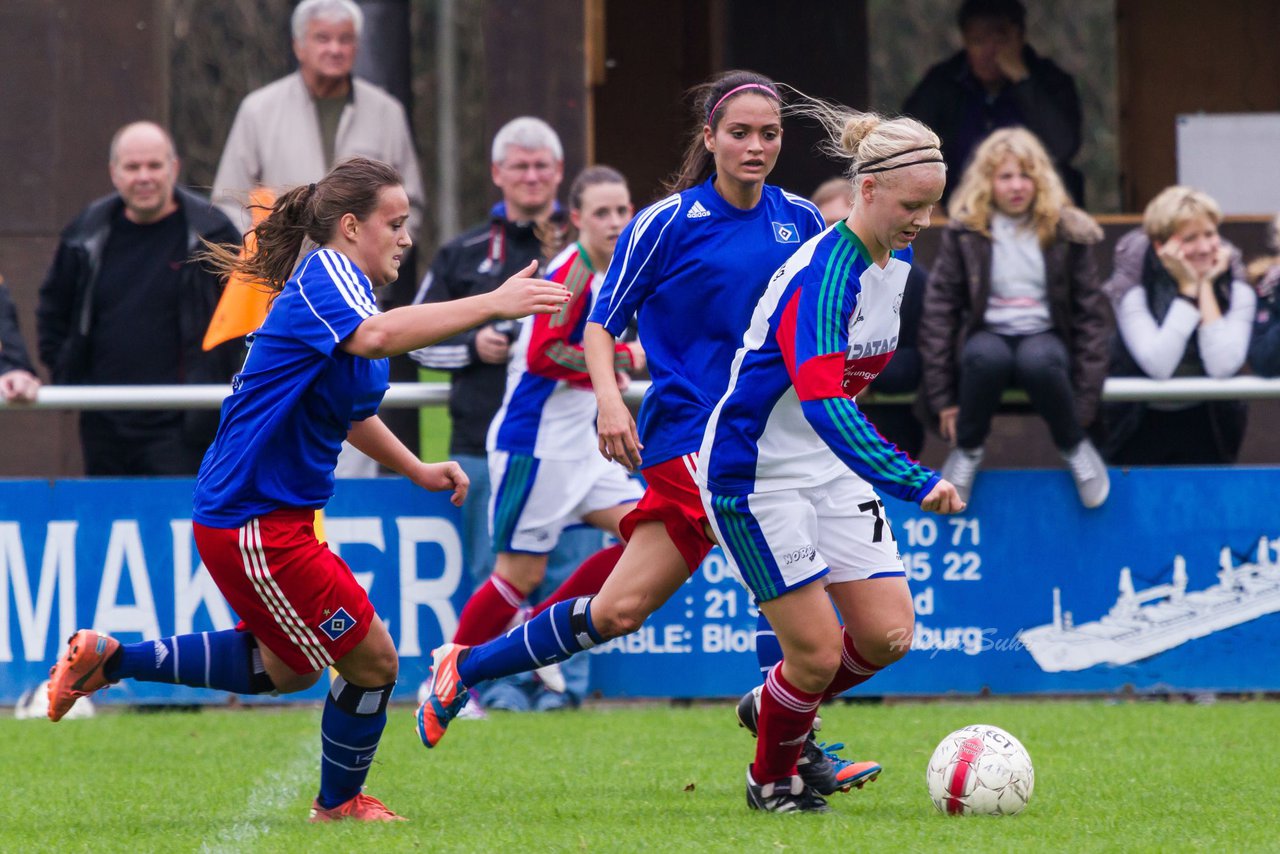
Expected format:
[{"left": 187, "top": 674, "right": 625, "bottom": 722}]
[
  {"left": 590, "top": 176, "right": 824, "bottom": 468},
  {"left": 193, "top": 248, "right": 389, "bottom": 527},
  {"left": 699, "top": 222, "right": 939, "bottom": 501}
]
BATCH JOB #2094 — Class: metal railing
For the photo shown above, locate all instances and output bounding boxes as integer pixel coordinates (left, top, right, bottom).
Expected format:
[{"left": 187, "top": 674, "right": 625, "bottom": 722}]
[{"left": 2, "top": 376, "right": 1280, "bottom": 410}]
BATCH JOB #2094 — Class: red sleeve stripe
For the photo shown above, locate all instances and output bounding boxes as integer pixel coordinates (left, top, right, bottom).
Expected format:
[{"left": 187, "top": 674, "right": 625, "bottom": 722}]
[{"left": 795, "top": 353, "right": 847, "bottom": 401}]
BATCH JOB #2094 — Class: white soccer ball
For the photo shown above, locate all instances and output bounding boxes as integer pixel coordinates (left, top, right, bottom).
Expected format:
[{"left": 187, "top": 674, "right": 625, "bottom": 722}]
[{"left": 926, "top": 724, "right": 1034, "bottom": 816}]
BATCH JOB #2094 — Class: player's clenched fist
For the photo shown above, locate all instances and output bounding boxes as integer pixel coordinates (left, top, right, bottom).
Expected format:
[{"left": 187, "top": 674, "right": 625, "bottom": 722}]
[
  {"left": 919, "top": 479, "right": 966, "bottom": 514},
  {"left": 416, "top": 460, "right": 470, "bottom": 506}
]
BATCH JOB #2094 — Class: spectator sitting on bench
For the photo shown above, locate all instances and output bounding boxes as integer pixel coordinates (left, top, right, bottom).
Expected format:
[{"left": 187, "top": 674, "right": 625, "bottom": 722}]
[
  {"left": 1099, "top": 186, "right": 1256, "bottom": 465},
  {"left": 920, "top": 127, "right": 1111, "bottom": 507}
]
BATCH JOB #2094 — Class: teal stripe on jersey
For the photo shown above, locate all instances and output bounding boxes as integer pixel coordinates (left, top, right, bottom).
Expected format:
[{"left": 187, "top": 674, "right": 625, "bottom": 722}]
[
  {"left": 842, "top": 401, "right": 930, "bottom": 487},
  {"left": 820, "top": 223, "right": 874, "bottom": 354},
  {"left": 824, "top": 397, "right": 898, "bottom": 483},
  {"left": 714, "top": 495, "right": 776, "bottom": 601},
  {"left": 816, "top": 238, "right": 854, "bottom": 355},
  {"left": 824, "top": 397, "right": 928, "bottom": 487}
]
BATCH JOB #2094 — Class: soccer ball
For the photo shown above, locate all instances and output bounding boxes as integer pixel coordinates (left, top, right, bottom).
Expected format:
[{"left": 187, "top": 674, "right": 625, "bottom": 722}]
[{"left": 926, "top": 724, "right": 1034, "bottom": 816}]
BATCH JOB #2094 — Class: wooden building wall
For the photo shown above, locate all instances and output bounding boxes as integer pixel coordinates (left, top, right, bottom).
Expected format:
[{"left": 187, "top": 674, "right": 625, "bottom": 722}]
[
  {"left": 1116, "top": 0, "right": 1280, "bottom": 211},
  {"left": 0, "top": 0, "right": 169, "bottom": 476}
]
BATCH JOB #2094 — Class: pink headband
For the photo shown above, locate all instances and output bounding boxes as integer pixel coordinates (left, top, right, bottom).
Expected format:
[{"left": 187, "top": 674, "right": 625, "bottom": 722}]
[{"left": 708, "top": 83, "right": 780, "bottom": 123}]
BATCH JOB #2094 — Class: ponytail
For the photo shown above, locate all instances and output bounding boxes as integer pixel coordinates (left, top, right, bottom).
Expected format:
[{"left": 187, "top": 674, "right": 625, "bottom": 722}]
[{"left": 201, "top": 157, "right": 402, "bottom": 291}]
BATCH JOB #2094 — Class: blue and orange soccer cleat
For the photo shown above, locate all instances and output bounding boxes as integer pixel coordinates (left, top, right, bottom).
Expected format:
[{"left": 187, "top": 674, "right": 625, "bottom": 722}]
[
  {"left": 415, "top": 643, "right": 470, "bottom": 748},
  {"left": 47, "top": 629, "right": 119, "bottom": 723},
  {"left": 308, "top": 792, "right": 406, "bottom": 823},
  {"left": 736, "top": 685, "right": 882, "bottom": 795}
]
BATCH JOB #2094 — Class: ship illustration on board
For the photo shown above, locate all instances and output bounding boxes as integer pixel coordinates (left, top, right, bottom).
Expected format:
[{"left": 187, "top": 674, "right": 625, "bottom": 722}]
[{"left": 1020, "top": 536, "right": 1280, "bottom": 672}]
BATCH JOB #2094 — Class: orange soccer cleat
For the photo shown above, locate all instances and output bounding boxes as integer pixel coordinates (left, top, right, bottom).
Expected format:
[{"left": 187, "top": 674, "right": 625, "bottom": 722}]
[
  {"left": 47, "top": 629, "right": 119, "bottom": 722},
  {"left": 308, "top": 792, "right": 406, "bottom": 823},
  {"left": 415, "top": 643, "right": 470, "bottom": 748}
]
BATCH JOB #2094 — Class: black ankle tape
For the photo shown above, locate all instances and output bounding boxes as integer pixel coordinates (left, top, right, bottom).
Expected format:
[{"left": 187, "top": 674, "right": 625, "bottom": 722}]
[
  {"left": 329, "top": 676, "right": 396, "bottom": 715},
  {"left": 569, "top": 596, "right": 600, "bottom": 649},
  {"left": 247, "top": 639, "right": 275, "bottom": 695}
]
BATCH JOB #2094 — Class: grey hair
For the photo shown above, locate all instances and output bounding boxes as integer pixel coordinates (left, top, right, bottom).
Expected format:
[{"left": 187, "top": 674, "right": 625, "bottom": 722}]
[
  {"left": 491, "top": 117, "right": 563, "bottom": 165},
  {"left": 292, "top": 0, "right": 363, "bottom": 41}
]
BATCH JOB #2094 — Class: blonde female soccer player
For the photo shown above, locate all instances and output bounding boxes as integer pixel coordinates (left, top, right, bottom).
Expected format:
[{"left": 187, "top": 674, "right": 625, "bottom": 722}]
[{"left": 698, "top": 106, "right": 965, "bottom": 812}]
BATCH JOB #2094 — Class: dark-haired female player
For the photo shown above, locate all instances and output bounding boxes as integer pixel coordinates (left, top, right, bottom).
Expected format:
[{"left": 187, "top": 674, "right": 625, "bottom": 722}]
[
  {"left": 45, "top": 156, "right": 568, "bottom": 823},
  {"left": 418, "top": 72, "right": 879, "bottom": 800}
]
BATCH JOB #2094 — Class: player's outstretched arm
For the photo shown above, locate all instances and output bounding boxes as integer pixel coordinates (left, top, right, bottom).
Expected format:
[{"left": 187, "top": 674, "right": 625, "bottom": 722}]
[
  {"left": 343, "top": 261, "right": 569, "bottom": 358},
  {"left": 919, "top": 479, "right": 965, "bottom": 514},
  {"left": 346, "top": 416, "right": 469, "bottom": 506}
]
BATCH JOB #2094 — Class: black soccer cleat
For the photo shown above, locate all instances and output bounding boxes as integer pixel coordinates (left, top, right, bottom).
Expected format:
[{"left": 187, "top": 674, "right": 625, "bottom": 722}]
[
  {"left": 736, "top": 685, "right": 882, "bottom": 796},
  {"left": 745, "top": 768, "right": 830, "bottom": 814}
]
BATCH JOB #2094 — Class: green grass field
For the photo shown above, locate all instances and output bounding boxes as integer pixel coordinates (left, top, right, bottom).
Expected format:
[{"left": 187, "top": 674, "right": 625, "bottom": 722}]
[{"left": 5, "top": 698, "right": 1276, "bottom": 852}]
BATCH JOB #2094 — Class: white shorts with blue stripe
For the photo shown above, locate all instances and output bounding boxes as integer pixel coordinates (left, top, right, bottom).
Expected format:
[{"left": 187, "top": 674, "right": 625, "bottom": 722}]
[
  {"left": 701, "top": 471, "right": 905, "bottom": 603},
  {"left": 489, "top": 449, "right": 644, "bottom": 554}
]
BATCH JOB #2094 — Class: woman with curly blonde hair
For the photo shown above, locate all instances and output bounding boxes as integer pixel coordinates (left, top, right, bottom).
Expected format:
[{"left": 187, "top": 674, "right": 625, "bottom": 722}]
[{"left": 919, "top": 127, "right": 1113, "bottom": 507}]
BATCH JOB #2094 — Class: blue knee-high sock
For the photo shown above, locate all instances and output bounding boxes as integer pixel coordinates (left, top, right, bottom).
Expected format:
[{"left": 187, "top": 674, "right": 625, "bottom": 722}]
[
  {"left": 104, "top": 629, "right": 274, "bottom": 694},
  {"left": 318, "top": 676, "right": 394, "bottom": 809},
  {"left": 458, "top": 596, "right": 602, "bottom": 686},
  {"left": 755, "top": 611, "right": 783, "bottom": 677}
]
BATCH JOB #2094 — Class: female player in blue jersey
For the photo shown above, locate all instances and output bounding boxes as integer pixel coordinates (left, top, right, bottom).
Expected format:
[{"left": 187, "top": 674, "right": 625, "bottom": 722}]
[
  {"left": 417, "top": 71, "right": 877, "bottom": 799},
  {"left": 44, "top": 157, "right": 569, "bottom": 823},
  {"left": 698, "top": 106, "right": 965, "bottom": 812}
]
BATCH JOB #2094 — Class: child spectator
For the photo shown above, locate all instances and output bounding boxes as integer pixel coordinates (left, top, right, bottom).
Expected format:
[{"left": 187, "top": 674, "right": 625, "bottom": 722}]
[{"left": 921, "top": 128, "right": 1111, "bottom": 507}]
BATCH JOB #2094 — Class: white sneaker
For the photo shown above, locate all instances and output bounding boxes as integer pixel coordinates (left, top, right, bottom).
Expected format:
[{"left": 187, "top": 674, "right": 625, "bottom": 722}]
[
  {"left": 533, "top": 661, "right": 567, "bottom": 694},
  {"left": 941, "top": 447, "right": 984, "bottom": 503},
  {"left": 1063, "top": 439, "right": 1110, "bottom": 509},
  {"left": 508, "top": 606, "right": 567, "bottom": 693}
]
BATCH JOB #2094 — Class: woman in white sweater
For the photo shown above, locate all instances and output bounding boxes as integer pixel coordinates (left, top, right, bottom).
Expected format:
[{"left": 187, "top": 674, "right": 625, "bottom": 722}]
[{"left": 1101, "top": 186, "right": 1256, "bottom": 464}]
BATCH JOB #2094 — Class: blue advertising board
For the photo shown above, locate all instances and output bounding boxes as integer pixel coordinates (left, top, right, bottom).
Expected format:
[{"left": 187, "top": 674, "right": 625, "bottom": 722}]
[{"left": 1, "top": 467, "right": 1278, "bottom": 705}]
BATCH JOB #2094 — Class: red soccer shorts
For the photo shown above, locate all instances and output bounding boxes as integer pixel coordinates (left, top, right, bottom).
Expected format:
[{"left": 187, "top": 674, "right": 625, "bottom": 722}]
[
  {"left": 618, "top": 452, "right": 715, "bottom": 574},
  {"left": 193, "top": 508, "right": 375, "bottom": 675}
]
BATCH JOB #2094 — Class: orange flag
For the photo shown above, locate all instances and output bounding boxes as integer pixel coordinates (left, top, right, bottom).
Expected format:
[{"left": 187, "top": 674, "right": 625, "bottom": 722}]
[{"left": 202, "top": 188, "right": 276, "bottom": 351}]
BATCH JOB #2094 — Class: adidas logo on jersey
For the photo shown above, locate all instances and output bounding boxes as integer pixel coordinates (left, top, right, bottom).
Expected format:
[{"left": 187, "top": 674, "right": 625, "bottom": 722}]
[{"left": 686, "top": 201, "right": 711, "bottom": 219}]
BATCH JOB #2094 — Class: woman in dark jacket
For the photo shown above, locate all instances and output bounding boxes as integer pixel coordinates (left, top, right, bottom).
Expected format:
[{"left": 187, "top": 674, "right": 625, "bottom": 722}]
[{"left": 919, "top": 127, "right": 1112, "bottom": 507}]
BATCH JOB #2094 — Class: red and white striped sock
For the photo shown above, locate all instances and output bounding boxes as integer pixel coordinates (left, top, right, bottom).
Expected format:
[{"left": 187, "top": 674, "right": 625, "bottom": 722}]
[
  {"left": 752, "top": 664, "right": 823, "bottom": 785},
  {"left": 453, "top": 574, "right": 525, "bottom": 646},
  {"left": 822, "top": 632, "right": 883, "bottom": 701}
]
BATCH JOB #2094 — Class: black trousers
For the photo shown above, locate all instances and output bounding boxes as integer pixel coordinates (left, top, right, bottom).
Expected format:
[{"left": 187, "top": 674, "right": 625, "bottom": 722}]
[
  {"left": 1108, "top": 405, "right": 1235, "bottom": 466},
  {"left": 956, "top": 330, "right": 1083, "bottom": 452},
  {"left": 80, "top": 412, "right": 206, "bottom": 476}
]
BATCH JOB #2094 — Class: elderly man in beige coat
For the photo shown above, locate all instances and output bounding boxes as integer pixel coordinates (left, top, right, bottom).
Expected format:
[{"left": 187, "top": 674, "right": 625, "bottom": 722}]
[
  {"left": 213, "top": 0, "right": 425, "bottom": 477},
  {"left": 212, "top": 0, "right": 425, "bottom": 237}
]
